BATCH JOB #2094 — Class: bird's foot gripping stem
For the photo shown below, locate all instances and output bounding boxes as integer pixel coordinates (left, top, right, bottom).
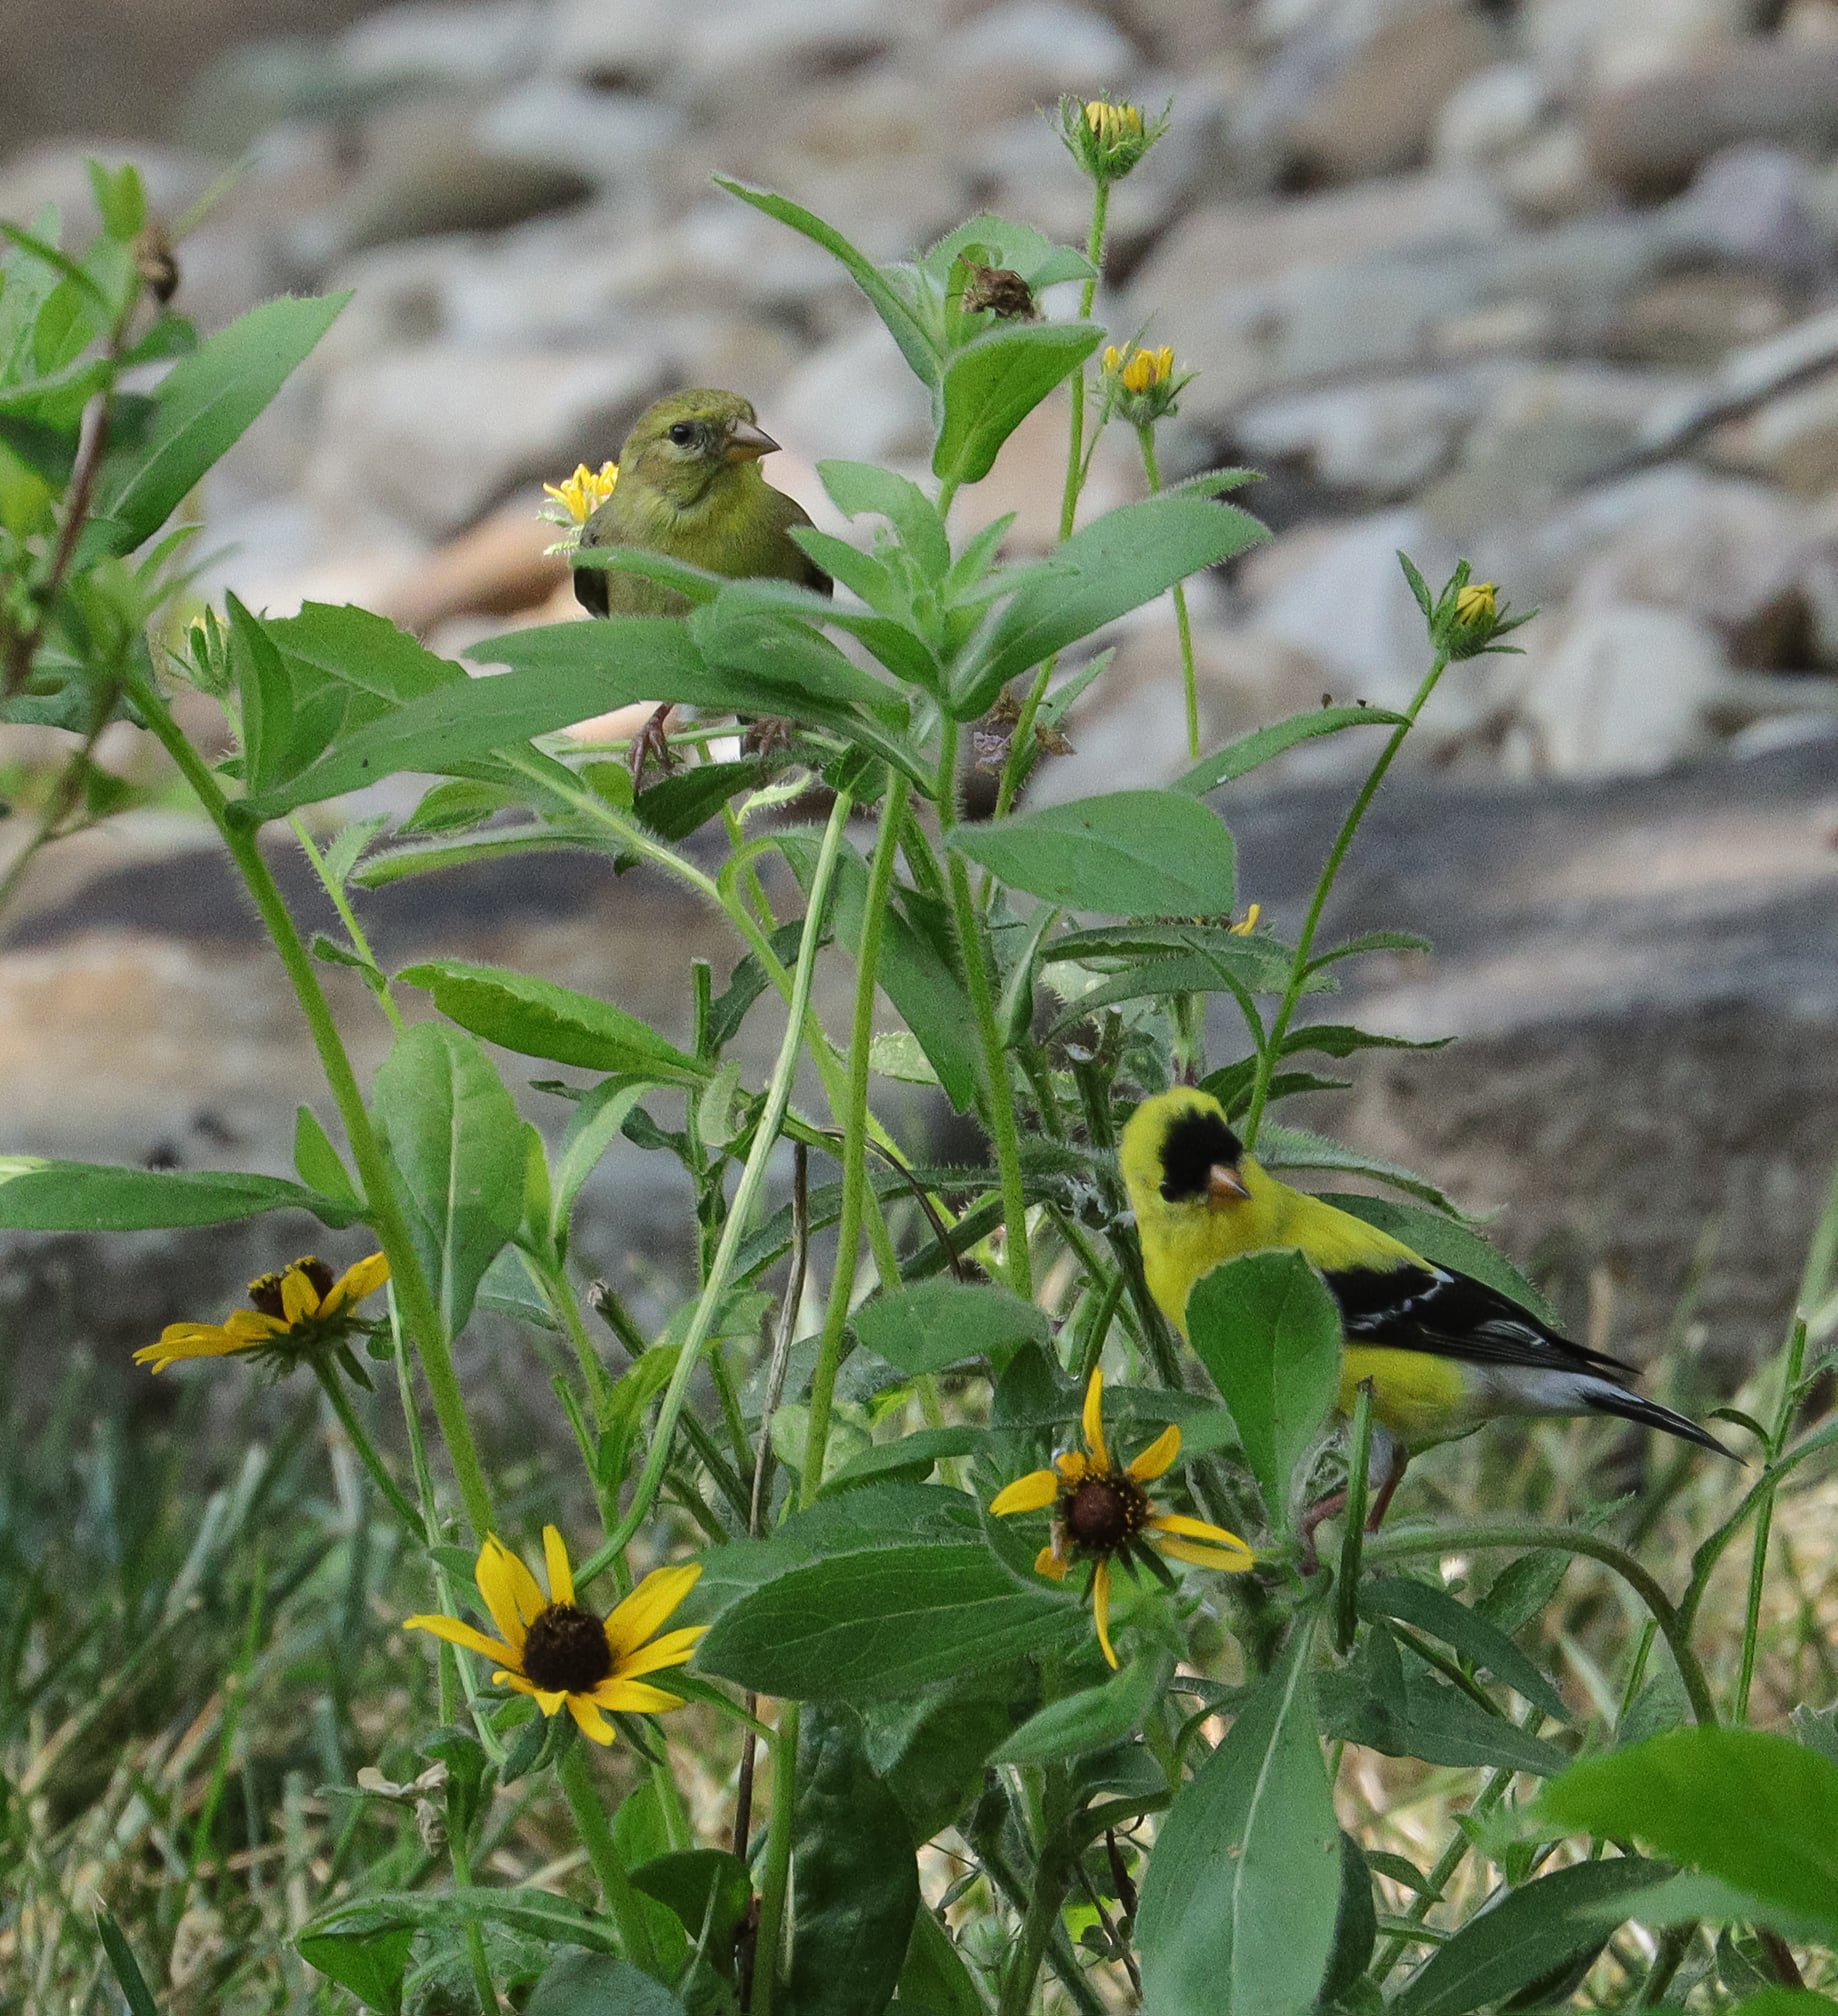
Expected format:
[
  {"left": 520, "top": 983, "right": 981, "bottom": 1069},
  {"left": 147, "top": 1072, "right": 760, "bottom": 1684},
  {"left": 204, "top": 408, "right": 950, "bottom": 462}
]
[
  {"left": 1297, "top": 1441, "right": 1409, "bottom": 1575},
  {"left": 629, "top": 703, "right": 679, "bottom": 788}
]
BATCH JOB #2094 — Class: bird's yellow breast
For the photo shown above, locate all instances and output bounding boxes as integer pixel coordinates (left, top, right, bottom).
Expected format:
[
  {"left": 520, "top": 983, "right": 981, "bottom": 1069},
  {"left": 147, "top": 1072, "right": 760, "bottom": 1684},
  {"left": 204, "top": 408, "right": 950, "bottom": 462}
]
[{"left": 1340, "top": 1346, "right": 1474, "bottom": 1444}]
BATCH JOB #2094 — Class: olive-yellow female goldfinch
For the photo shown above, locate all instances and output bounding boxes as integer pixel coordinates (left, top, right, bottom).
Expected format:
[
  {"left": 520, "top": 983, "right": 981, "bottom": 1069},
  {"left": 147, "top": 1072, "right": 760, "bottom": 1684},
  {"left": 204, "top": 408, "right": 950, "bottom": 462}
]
[
  {"left": 1121, "top": 1086, "right": 1730, "bottom": 1530},
  {"left": 573, "top": 388, "right": 831, "bottom": 776}
]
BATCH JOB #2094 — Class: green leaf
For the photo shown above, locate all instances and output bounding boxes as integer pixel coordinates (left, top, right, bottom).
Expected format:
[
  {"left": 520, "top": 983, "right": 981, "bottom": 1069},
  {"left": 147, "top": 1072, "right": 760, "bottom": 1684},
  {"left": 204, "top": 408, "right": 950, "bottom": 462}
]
[
  {"left": 400, "top": 961, "right": 702, "bottom": 1085},
  {"left": 994, "top": 1650, "right": 1167, "bottom": 1765},
  {"left": 631, "top": 1848, "right": 750, "bottom": 1954},
  {"left": 1323, "top": 1833, "right": 1378, "bottom": 2006},
  {"left": 1175, "top": 706, "right": 1407, "bottom": 795},
  {"left": 1389, "top": 1857, "right": 1673, "bottom": 2016},
  {"left": 95, "top": 1913, "right": 163, "bottom": 2016},
  {"left": 1137, "top": 1627, "right": 1340, "bottom": 2016},
  {"left": 960, "top": 491, "right": 1267, "bottom": 713},
  {"left": 898, "top": 1899, "right": 985, "bottom": 2016},
  {"left": 1258, "top": 1124, "right": 1466, "bottom": 1217},
  {"left": 1185, "top": 1252, "right": 1340, "bottom": 1531},
  {"left": 87, "top": 159, "right": 147, "bottom": 240},
  {"left": 525, "top": 1955, "right": 686, "bottom": 2016},
  {"left": 92, "top": 292, "right": 348, "bottom": 555},
  {"left": 371, "top": 1023, "right": 524, "bottom": 1338},
  {"left": 298, "top": 1919, "right": 413, "bottom": 2015},
  {"left": 820, "top": 460, "right": 951, "bottom": 582},
  {"left": 931, "top": 320, "right": 1101, "bottom": 487},
  {"left": 239, "top": 617, "right": 706, "bottom": 816},
  {"left": 715, "top": 177, "right": 940, "bottom": 386},
  {"left": 293, "top": 1106, "right": 358, "bottom": 1209},
  {"left": 1358, "top": 1577, "right": 1568, "bottom": 1723},
  {"left": 1727, "top": 1996, "right": 1838, "bottom": 2016},
  {"left": 227, "top": 591, "right": 302, "bottom": 794},
  {"left": 0, "top": 1156, "right": 351, "bottom": 1230},
  {"left": 948, "top": 790, "right": 1234, "bottom": 919},
  {"left": 302, "top": 1887, "right": 618, "bottom": 1958},
  {"left": 790, "top": 1706, "right": 920, "bottom": 2016},
  {"left": 1541, "top": 1729, "right": 1838, "bottom": 1944},
  {"left": 1317, "top": 1636, "right": 1570, "bottom": 1778},
  {"left": 1318, "top": 1194, "right": 1559, "bottom": 1328},
  {"left": 852, "top": 1279, "right": 1048, "bottom": 1377},
  {"left": 696, "top": 1539, "right": 1082, "bottom": 1702}
]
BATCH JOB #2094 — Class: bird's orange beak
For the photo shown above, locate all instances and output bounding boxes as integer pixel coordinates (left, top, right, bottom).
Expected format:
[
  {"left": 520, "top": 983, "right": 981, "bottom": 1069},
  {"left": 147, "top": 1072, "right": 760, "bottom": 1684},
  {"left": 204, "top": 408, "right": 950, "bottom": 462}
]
[
  {"left": 1207, "top": 1164, "right": 1251, "bottom": 1204},
  {"left": 724, "top": 420, "right": 778, "bottom": 463}
]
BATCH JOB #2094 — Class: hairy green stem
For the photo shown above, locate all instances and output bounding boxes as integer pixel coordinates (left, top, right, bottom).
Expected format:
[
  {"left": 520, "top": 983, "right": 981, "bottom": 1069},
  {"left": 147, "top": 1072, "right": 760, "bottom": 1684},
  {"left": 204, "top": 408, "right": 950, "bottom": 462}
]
[
  {"left": 576, "top": 788, "right": 854, "bottom": 1589},
  {"left": 290, "top": 814, "right": 404, "bottom": 1032},
  {"left": 936, "top": 725, "right": 1033, "bottom": 1300},
  {"left": 802, "top": 772, "right": 911, "bottom": 1506},
  {"left": 127, "top": 669, "right": 495, "bottom": 1538},
  {"left": 750, "top": 1709, "right": 800, "bottom": 2016},
  {"left": 1136, "top": 425, "right": 1199, "bottom": 758},
  {"left": 1368, "top": 1522, "right": 1716, "bottom": 1727},
  {"left": 558, "top": 1743, "right": 664, "bottom": 1973},
  {"left": 994, "top": 176, "right": 1111, "bottom": 824},
  {"left": 997, "top": 1846, "right": 1073, "bottom": 2016},
  {"left": 1334, "top": 1379, "right": 1375, "bottom": 1653},
  {"left": 1241, "top": 650, "right": 1450, "bottom": 1150},
  {"left": 313, "top": 1366, "right": 424, "bottom": 1538}
]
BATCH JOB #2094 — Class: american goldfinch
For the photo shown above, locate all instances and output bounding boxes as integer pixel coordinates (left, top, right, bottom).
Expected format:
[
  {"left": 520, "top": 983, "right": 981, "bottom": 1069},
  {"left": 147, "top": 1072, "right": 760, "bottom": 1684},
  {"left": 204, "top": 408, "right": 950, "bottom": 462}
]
[
  {"left": 573, "top": 389, "right": 831, "bottom": 778},
  {"left": 1120, "top": 1086, "right": 1732, "bottom": 1538}
]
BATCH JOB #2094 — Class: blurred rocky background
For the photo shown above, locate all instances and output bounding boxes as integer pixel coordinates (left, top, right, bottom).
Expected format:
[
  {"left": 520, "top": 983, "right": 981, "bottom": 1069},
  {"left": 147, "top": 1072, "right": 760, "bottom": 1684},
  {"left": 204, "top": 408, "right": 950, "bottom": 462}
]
[{"left": 4, "top": 0, "right": 1837, "bottom": 1393}]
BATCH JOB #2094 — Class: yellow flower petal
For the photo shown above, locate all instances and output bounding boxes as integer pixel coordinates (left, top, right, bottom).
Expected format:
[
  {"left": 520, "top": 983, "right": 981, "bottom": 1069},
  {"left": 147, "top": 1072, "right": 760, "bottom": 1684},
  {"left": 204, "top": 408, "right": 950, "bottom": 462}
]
[
  {"left": 616, "top": 1625, "right": 706, "bottom": 1680},
  {"left": 604, "top": 1562, "right": 700, "bottom": 1661},
  {"left": 322, "top": 1252, "right": 389, "bottom": 1318},
  {"left": 279, "top": 1263, "right": 323, "bottom": 1326},
  {"left": 401, "top": 1614, "right": 519, "bottom": 1667},
  {"left": 223, "top": 1310, "right": 288, "bottom": 1342},
  {"left": 1127, "top": 1423, "right": 1182, "bottom": 1482},
  {"left": 1054, "top": 1451, "right": 1090, "bottom": 1483},
  {"left": 593, "top": 1677, "right": 689, "bottom": 1715},
  {"left": 1081, "top": 1366, "right": 1109, "bottom": 1470},
  {"left": 542, "top": 1525, "right": 575, "bottom": 1606},
  {"left": 990, "top": 1469, "right": 1059, "bottom": 1516},
  {"left": 1150, "top": 1511, "right": 1255, "bottom": 1572},
  {"left": 567, "top": 1695, "right": 617, "bottom": 1745},
  {"left": 497, "top": 1672, "right": 569, "bottom": 1714},
  {"left": 1091, "top": 1559, "right": 1118, "bottom": 1669},
  {"left": 1035, "top": 1543, "right": 1070, "bottom": 1581},
  {"left": 1156, "top": 1535, "right": 1257, "bottom": 1572},
  {"left": 475, "top": 1536, "right": 542, "bottom": 1652}
]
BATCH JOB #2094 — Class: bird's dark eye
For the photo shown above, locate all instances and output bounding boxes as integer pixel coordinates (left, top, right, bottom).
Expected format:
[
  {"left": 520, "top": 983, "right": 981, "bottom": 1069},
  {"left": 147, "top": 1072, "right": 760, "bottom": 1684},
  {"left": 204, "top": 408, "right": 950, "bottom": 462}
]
[
  {"left": 667, "top": 422, "right": 694, "bottom": 446},
  {"left": 1160, "top": 1181, "right": 1180, "bottom": 1203}
]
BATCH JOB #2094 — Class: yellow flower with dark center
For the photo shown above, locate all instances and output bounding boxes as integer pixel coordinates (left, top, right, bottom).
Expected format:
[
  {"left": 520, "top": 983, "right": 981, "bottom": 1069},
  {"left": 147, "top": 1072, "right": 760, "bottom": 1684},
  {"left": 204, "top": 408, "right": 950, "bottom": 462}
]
[
  {"left": 1455, "top": 581, "right": 1497, "bottom": 625},
  {"left": 991, "top": 1367, "right": 1253, "bottom": 1667},
  {"left": 135, "top": 1253, "right": 389, "bottom": 1374},
  {"left": 405, "top": 1530, "right": 705, "bottom": 1747}
]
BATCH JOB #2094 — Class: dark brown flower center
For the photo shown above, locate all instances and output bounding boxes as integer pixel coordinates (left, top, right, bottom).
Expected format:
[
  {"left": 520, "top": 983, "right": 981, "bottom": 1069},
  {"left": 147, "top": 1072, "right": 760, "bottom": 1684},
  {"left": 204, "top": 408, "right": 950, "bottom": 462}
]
[
  {"left": 248, "top": 1256, "right": 335, "bottom": 1320},
  {"left": 520, "top": 1603, "right": 613, "bottom": 1694},
  {"left": 1061, "top": 1474, "right": 1147, "bottom": 1556}
]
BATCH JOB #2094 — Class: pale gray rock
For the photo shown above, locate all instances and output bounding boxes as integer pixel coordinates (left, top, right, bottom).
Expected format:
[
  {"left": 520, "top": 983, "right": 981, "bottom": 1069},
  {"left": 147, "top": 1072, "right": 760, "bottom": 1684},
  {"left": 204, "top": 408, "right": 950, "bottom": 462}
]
[
  {"left": 339, "top": 0, "right": 551, "bottom": 87},
  {"left": 1513, "top": 604, "right": 1731, "bottom": 776},
  {"left": 1234, "top": 370, "right": 1502, "bottom": 500},
  {"left": 289, "top": 94, "right": 593, "bottom": 263},
  {"left": 771, "top": 323, "right": 936, "bottom": 468},
  {"left": 1234, "top": 0, "right": 1502, "bottom": 185},
  {"left": 305, "top": 345, "right": 665, "bottom": 535},
  {"left": 1585, "top": 43, "right": 1838, "bottom": 199},
  {"left": 925, "top": 0, "right": 1139, "bottom": 125},
  {"left": 1523, "top": 0, "right": 1767, "bottom": 95},
  {"left": 1240, "top": 506, "right": 1474, "bottom": 726},
  {"left": 474, "top": 80, "right": 685, "bottom": 190}
]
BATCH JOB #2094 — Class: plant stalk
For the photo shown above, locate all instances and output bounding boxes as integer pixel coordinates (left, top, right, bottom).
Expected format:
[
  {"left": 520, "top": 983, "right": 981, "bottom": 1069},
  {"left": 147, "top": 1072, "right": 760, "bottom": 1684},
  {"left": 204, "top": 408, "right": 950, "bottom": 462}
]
[{"left": 1241, "top": 650, "right": 1450, "bottom": 1150}]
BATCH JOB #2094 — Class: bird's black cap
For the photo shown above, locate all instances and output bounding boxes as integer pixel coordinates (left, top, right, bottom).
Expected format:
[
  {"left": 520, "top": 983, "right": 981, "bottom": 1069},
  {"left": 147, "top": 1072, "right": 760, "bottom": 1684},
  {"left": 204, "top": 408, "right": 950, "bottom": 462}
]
[{"left": 1158, "top": 1102, "right": 1244, "bottom": 1202}]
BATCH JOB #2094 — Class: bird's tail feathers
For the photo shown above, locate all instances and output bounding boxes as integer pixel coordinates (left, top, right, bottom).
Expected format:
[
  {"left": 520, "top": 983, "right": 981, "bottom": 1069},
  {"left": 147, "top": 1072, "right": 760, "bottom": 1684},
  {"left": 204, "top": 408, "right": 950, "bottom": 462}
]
[{"left": 1584, "top": 1382, "right": 1738, "bottom": 1460}]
